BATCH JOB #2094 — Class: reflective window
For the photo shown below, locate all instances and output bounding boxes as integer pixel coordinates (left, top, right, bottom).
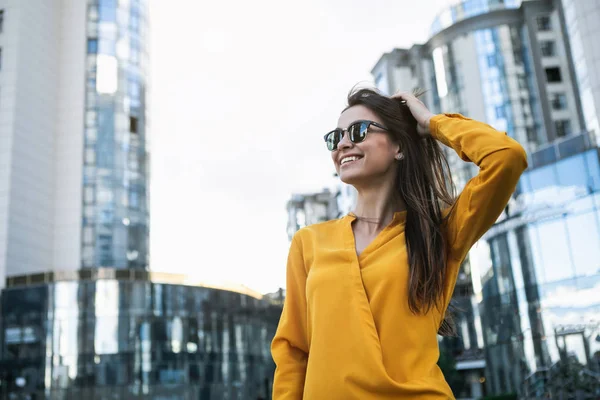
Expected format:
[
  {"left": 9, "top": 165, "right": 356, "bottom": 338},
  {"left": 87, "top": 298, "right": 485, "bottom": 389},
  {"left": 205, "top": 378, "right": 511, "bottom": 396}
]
[
  {"left": 534, "top": 218, "right": 575, "bottom": 284},
  {"left": 536, "top": 15, "right": 551, "bottom": 31},
  {"left": 540, "top": 40, "right": 555, "bottom": 57},
  {"left": 550, "top": 93, "right": 566, "bottom": 110},
  {"left": 584, "top": 151, "right": 600, "bottom": 190},
  {"left": 526, "top": 163, "right": 557, "bottom": 191},
  {"left": 555, "top": 119, "right": 571, "bottom": 137},
  {"left": 565, "top": 212, "right": 600, "bottom": 276},
  {"left": 545, "top": 67, "right": 562, "bottom": 83},
  {"left": 99, "top": 0, "right": 117, "bottom": 22},
  {"left": 87, "top": 39, "right": 98, "bottom": 54},
  {"left": 555, "top": 153, "right": 587, "bottom": 189}
]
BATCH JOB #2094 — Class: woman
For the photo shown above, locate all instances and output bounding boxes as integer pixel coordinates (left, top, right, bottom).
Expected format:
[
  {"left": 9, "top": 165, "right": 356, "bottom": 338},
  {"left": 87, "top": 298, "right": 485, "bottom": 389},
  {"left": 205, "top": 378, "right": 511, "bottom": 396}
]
[{"left": 271, "top": 88, "right": 527, "bottom": 399}]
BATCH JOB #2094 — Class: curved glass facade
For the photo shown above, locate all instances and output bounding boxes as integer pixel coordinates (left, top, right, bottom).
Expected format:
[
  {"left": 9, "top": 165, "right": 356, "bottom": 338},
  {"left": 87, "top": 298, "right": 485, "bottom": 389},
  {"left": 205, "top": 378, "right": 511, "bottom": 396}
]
[
  {"left": 430, "top": 0, "right": 521, "bottom": 37},
  {"left": 420, "top": 2, "right": 600, "bottom": 396},
  {"left": 480, "top": 148, "right": 600, "bottom": 397},
  {"left": 83, "top": 0, "right": 149, "bottom": 269},
  {"left": 0, "top": 270, "right": 279, "bottom": 399}
]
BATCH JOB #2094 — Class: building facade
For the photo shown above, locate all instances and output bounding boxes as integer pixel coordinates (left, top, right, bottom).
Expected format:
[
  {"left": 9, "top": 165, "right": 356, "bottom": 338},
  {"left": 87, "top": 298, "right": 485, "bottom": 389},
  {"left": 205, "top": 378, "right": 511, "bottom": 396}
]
[
  {"left": 82, "top": 0, "right": 150, "bottom": 269},
  {"left": 372, "top": 0, "right": 600, "bottom": 397},
  {"left": 0, "top": 0, "right": 149, "bottom": 281},
  {"left": 0, "top": 269, "right": 278, "bottom": 399},
  {"left": 0, "top": 1, "right": 280, "bottom": 398},
  {"left": 286, "top": 189, "right": 340, "bottom": 241}
]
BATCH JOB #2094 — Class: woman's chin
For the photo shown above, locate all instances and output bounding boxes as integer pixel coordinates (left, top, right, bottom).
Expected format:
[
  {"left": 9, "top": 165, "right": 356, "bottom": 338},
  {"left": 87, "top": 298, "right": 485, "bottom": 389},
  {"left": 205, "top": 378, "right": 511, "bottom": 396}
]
[{"left": 339, "top": 171, "right": 366, "bottom": 186}]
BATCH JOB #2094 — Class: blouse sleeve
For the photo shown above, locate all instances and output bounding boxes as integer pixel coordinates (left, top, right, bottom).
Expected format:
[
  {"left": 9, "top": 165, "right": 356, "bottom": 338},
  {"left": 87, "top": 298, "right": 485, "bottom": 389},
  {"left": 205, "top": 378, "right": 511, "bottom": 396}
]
[
  {"left": 431, "top": 113, "right": 528, "bottom": 263},
  {"left": 271, "top": 234, "right": 309, "bottom": 399}
]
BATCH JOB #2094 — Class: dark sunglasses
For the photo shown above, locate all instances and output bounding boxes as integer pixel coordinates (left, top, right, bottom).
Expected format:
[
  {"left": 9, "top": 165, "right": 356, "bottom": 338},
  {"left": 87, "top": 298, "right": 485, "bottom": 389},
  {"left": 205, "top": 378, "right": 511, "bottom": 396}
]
[{"left": 323, "top": 120, "right": 388, "bottom": 151}]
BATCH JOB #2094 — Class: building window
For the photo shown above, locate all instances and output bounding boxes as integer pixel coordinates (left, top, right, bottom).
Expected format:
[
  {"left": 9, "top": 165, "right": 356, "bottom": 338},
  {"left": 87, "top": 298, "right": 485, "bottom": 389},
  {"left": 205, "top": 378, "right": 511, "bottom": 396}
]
[
  {"left": 550, "top": 93, "right": 567, "bottom": 110},
  {"left": 555, "top": 119, "right": 571, "bottom": 137},
  {"left": 87, "top": 39, "right": 98, "bottom": 54},
  {"left": 526, "top": 126, "right": 537, "bottom": 143},
  {"left": 545, "top": 67, "right": 562, "bottom": 83},
  {"left": 540, "top": 41, "right": 555, "bottom": 57},
  {"left": 495, "top": 105, "right": 506, "bottom": 119},
  {"left": 130, "top": 116, "right": 138, "bottom": 134},
  {"left": 0, "top": 10, "right": 4, "bottom": 33},
  {"left": 99, "top": 0, "right": 117, "bottom": 22},
  {"left": 537, "top": 16, "right": 551, "bottom": 31}
]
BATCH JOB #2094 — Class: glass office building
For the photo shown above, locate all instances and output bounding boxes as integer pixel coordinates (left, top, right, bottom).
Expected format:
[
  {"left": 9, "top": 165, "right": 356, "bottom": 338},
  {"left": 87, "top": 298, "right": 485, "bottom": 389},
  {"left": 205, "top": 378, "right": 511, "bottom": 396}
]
[
  {"left": 481, "top": 146, "right": 600, "bottom": 397},
  {"left": 0, "top": 269, "right": 279, "bottom": 399},
  {"left": 0, "top": 1, "right": 283, "bottom": 399},
  {"left": 430, "top": 0, "right": 522, "bottom": 37},
  {"left": 83, "top": 0, "right": 150, "bottom": 269},
  {"left": 372, "top": 0, "right": 600, "bottom": 396},
  {"left": 427, "top": 1, "right": 600, "bottom": 396}
]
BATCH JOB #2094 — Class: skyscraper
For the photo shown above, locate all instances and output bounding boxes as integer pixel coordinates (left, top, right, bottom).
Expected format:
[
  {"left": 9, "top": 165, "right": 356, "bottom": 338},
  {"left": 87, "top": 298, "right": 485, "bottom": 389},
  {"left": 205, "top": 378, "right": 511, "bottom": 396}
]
[
  {"left": 0, "top": 2, "right": 278, "bottom": 398},
  {"left": 372, "top": 0, "right": 600, "bottom": 397},
  {"left": 0, "top": 0, "right": 149, "bottom": 282}
]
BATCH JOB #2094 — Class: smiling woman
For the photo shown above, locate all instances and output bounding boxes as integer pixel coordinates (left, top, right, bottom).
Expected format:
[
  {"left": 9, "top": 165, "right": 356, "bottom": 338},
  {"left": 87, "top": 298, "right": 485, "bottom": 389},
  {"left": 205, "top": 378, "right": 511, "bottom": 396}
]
[{"left": 271, "top": 87, "right": 528, "bottom": 399}]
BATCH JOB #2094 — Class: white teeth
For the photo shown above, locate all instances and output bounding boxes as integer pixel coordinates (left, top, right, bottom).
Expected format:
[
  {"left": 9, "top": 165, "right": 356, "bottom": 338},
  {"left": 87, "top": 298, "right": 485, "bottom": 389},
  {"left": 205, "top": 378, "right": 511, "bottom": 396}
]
[{"left": 341, "top": 156, "right": 360, "bottom": 165}]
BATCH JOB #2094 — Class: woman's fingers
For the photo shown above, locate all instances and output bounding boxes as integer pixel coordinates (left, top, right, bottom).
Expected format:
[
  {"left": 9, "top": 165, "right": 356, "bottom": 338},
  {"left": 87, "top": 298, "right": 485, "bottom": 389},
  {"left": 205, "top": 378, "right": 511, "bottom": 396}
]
[{"left": 391, "top": 91, "right": 433, "bottom": 137}]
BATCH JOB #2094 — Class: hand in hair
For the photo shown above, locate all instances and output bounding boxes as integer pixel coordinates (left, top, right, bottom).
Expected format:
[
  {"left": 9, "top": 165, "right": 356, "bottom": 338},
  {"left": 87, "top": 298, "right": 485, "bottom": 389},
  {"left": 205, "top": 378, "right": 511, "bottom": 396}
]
[{"left": 391, "top": 91, "right": 435, "bottom": 137}]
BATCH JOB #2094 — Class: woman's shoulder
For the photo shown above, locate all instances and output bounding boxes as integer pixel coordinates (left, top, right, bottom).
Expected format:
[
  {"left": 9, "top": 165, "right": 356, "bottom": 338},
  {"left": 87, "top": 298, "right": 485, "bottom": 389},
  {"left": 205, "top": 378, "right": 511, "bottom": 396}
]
[{"left": 292, "top": 216, "right": 347, "bottom": 243}]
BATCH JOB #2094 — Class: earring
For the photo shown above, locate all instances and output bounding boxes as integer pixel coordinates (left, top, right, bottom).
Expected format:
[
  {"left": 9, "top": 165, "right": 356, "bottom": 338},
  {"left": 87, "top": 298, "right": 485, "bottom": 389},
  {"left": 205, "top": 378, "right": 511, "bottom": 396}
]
[{"left": 395, "top": 153, "right": 404, "bottom": 161}]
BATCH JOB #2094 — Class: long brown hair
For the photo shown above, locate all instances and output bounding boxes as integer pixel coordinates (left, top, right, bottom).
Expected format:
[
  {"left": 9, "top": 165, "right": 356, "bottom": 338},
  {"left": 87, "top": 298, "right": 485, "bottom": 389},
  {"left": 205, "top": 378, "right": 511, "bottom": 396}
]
[{"left": 346, "top": 88, "right": 457, "bottom": 335}]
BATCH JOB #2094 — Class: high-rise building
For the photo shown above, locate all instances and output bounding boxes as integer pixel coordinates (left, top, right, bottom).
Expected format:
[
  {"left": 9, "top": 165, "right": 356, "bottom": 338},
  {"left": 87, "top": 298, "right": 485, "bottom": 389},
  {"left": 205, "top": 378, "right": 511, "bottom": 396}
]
[
  {"left": 286, "top": 188, "right": 340, "bottom": 240},
  {"left": 0, "top": 0, "right": 149, "bottom": 281},
  {"left": 372, "top": 0, "right": 600, "bottom": 397},
  {"left": 0, "top": 1, "right": 278, "bottom": 398}
]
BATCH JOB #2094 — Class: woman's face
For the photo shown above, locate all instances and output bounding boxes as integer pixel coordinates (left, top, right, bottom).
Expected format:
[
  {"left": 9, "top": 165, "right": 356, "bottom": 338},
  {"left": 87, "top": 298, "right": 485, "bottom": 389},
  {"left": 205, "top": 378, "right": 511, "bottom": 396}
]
[{"left": 332, "top": 105, "right": 400, "bottom": 186}]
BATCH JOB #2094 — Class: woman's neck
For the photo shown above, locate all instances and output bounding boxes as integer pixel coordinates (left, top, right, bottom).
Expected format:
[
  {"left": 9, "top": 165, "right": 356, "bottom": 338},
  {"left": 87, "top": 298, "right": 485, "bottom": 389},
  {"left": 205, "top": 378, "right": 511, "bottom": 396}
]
[{"left": 352, "top": 180, "right": 406, "bottom": 232}]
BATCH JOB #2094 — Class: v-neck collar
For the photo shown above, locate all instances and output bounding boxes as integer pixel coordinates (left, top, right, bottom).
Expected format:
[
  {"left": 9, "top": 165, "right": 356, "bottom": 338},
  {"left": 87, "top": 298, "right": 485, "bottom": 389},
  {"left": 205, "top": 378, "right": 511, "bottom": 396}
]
[{"left": 344, "top": 210, "right": 407, "bottom": 261}]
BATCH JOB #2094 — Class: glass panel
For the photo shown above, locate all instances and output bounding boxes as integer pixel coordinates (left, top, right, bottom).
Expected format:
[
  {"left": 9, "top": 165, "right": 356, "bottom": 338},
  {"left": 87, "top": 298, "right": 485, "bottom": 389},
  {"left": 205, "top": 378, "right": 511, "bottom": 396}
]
[
  {"left": 94, "top": 280, "right": 119, "bottom": 354},
  {"left": 99, "top": 0, "right": 117, "bottom": 22},
  {"left": 565, "top": 212, "right": 600, "bottom": 277},
  {"left": 87, "top": 39, "right": 98, "bottom": 54},
  {"left": 556, "top": 153, "right": 587, "bottom": 189},
  {"left": 527, "top": 164, "right": 556, "bottom": 192},
  {"left": 585, "top": 150, "right": 600, "bottom": 190},
  {"left": 535, "top": 218, "right": 575, "bottom": 283}
]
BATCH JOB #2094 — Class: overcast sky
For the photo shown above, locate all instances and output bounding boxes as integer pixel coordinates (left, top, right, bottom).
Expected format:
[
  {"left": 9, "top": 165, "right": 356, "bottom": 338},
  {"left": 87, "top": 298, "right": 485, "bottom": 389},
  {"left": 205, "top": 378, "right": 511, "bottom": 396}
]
[{"left": 149, "top": 0, "right": 457, "bottom": 293}]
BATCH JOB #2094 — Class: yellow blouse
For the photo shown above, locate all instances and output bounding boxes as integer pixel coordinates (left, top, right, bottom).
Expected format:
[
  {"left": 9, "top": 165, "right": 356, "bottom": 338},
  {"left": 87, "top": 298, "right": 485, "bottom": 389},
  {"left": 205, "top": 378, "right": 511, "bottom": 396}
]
[{"left": 271, "top": 114, "right": 528, "bottom": 399}]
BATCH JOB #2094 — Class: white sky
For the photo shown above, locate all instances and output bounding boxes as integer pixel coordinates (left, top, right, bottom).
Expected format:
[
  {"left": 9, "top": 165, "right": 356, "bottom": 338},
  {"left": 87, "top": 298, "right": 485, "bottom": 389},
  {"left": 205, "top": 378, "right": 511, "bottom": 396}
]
[{"left": 149, "top": 0, "right": 457, "bottom": 293}]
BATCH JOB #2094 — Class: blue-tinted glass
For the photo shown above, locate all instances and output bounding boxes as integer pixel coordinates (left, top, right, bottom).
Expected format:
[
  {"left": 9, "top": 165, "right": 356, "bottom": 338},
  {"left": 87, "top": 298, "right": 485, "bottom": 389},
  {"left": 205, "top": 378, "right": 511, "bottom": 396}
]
[
  {"left": 535, "top": 218, "right": 575, "bottom": 283},
  {"left": 98, "top": 38, "right": 116, "bottom": 56},
  {"left": 565, "top": 211, "right": 600, "bottom": 276},
  {"left": 128, "top": 80, "right": 140, "bottom": 99},
  {"left": 556, "top": 153, "right": 587, "bottom": 188},
  {"left": 495, "top": 105, "right": 505, "bottom": 119},
  {"left": 99, "top": 6, "right": 116, "bottom": 22},
  {"left": 87, "top": 39, "right": 98, "bottom": 54},
  {"left": 527, "top": 164, "right": 557, "bottom": 191},
  {"left": 130, "top": 9, "right": 140, "bottom": 32},
  {"left": 99, "top": 0, "right": 117, "bottom": 22},
  {"left": 585, "top": 149, "right": 600, "bottom": 190}
]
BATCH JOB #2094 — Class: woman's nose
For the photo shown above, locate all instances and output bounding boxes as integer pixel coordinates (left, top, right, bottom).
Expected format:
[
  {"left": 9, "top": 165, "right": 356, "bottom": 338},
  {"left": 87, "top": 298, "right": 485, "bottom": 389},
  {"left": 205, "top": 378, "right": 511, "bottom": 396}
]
[{"left": 337, "top": 131, "right": 353, "bottom": 151}]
